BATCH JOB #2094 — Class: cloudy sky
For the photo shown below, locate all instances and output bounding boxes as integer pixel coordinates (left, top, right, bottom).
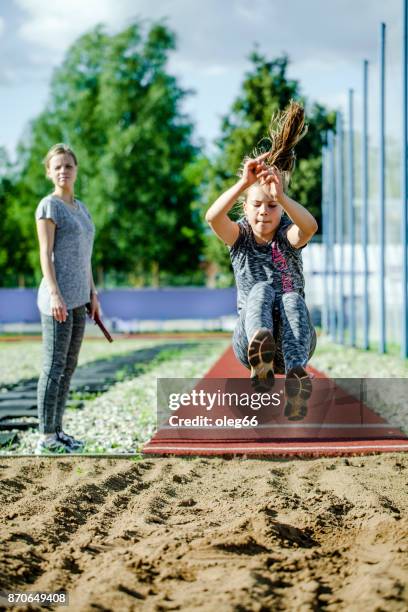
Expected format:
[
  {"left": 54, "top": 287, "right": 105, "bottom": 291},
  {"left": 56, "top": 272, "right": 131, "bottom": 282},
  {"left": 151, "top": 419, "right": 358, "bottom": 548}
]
[{"left": 0, "top": 0, "right": 404, "bottom": 160}]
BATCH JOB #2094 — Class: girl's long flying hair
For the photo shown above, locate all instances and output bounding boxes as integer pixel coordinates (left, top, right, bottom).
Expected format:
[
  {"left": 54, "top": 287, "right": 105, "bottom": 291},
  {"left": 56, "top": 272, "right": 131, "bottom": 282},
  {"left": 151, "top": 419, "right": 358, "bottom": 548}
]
[
  {"left": 247, "top": 100, "right": 308, "bottom": 189},
  {"left": 265, "top": 100, "right": 307, "bottom": 173}
]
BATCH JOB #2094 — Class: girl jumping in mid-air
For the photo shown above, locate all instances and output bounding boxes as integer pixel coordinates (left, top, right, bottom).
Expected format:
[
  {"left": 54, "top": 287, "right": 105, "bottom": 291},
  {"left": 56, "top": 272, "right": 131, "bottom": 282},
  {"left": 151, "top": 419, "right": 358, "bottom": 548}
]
[{"left": 205, "top": 101, "right": 317, "bottom": 420}]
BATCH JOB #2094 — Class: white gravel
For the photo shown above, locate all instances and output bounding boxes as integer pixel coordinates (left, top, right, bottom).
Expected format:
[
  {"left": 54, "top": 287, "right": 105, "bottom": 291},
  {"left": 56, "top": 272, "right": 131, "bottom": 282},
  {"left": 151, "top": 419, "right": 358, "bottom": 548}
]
[{"left": 1, "top": 340, "right": 229, "bottom": 455}]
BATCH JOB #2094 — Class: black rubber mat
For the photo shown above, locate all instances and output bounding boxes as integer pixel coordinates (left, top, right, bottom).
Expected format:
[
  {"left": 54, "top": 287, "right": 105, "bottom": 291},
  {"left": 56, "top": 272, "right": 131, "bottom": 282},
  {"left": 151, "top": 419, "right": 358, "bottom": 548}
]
[{"left": 0, "top": 343, "right": 195, "bottom": 443}]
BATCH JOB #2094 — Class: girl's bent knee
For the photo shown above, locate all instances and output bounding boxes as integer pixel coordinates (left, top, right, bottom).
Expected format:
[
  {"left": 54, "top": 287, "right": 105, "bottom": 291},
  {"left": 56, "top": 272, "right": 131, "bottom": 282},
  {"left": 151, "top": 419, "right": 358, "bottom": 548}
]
[
  {"left": 248, "top": 281, "right": 276, "bottom": 300},
  {"left": 282, "top": 291, "right": 306, "bottom": 304},
  {"left": 250, "top": 280, "right": 274, "bottom": 291}
]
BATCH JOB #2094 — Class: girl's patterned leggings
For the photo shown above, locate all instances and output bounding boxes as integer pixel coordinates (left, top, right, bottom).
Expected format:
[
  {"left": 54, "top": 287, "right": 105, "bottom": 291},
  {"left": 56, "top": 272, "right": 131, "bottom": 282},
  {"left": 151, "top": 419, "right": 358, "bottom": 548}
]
[{"left": 232, "top": 282, "right": 316, "bottom": 374}]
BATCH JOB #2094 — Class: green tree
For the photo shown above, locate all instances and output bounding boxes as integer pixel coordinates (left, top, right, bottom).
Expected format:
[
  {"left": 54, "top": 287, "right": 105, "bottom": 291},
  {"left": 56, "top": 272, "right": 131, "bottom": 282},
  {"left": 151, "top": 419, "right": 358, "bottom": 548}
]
[
  {"left": 90, "top": 23, "right": 203, "bottom": 285},
  {"left": 204, "top": 51, "right": 336, "bottom": 284},
  {"left": 0, "top": 148, "right": 32, "bottom": 286},
  {"left": 6, "top": 21, "right": 204, "bottom": 286}
]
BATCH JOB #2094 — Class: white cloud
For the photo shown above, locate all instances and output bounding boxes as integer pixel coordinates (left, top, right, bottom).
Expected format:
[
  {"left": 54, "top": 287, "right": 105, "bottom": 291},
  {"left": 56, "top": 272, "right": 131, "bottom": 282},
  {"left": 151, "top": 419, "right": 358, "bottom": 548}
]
[
  {"left": 14, "top": 0, "right": 403, "bottom": 71},
  {"left": 0, "top": 68, "right": 18, "bottom": 85},
  {"left": 2, "top": 0, "right": 404, "bottom": 155},
  {"left": 16, "top": 0, "right": 136, "bottom": 52},
  {"left": 202, "top": 65, "right": 230, "bottom": 77}
]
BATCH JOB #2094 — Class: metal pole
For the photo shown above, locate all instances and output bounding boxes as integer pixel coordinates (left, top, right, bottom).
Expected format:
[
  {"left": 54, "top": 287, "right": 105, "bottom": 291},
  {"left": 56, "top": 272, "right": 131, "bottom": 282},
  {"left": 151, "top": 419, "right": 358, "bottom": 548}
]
[
  {"left": 322, "top": 144, "right": 329, "bottom": 334},
  {"left": 328, "top": 130, "right": 336, "bottom": 339},
  {"left": 336, "top": 111, "right": 345, "bottom": 344},
  {"left": 379, "top": 22, "right": 386, "bottom": 353},
  {"left": 402, "top": 0, "right": 408, "bottom": 359},
  {"left": 362, "top": 59, "right": 370, "bottom": 350},
  {"left": 348, "top": 88, "right": 356, "bottom": 346}
]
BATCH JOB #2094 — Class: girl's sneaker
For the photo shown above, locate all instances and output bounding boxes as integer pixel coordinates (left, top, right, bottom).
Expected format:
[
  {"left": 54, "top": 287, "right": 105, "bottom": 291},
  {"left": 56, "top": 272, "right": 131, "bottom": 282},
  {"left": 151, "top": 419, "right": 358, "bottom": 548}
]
[
  {"left": 55, "top": 426, "right": 85, "bottom": 451},
  {"left": 248, "top": 328, "right": 276, "bottom": 387},
  {"left": 284, "top": 366, "right": 313, "bottom": 421},
  {"left": 35, "top": 434, "right": 73, "bottom": 455}
]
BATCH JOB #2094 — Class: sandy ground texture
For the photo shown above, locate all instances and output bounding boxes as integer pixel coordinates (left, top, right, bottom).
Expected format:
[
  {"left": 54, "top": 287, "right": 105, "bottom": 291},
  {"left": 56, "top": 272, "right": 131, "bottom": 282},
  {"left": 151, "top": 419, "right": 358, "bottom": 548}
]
[{"left": 0, "top": 454, "right": 407, "bottom": 612}]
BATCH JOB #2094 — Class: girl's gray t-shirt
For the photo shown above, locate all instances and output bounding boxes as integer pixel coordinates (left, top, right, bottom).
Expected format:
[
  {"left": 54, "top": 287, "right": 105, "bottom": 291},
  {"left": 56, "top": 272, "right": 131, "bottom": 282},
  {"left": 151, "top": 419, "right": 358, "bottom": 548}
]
[
  {"left": 35, "top": 195, "right": 95, "bottom": 315},
  {"left": 229, "top": 215, "right": 306, "bottom": 315}
]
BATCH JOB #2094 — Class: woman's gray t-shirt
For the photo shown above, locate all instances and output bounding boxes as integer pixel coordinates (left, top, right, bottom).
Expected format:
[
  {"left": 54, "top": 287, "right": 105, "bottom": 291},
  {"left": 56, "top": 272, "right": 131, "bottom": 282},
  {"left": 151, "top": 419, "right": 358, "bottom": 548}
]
[
  {"left": 35, "top": 195, "right": 95, "bottom": 315},
  {"left": 229, "top": 215, "right": 306, "bottom": 315}
]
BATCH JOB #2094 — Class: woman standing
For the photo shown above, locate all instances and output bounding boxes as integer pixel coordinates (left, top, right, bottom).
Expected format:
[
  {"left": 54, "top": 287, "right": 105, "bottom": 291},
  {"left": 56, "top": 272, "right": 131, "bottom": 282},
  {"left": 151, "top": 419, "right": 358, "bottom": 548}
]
[{"left": 35, "top": 143, "right": 99, "bottom": 454}]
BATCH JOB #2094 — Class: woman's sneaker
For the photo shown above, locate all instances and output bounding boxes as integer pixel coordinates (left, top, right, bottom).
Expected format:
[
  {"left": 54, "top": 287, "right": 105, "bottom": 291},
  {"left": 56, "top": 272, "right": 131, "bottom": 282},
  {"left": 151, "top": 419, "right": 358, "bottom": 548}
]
[
  {"left": 248, "top": 328, "right": 276, "bottom": 389},
  {"left": 35, "top": 434, "right": 73, "bottom": 455},
  {"left": 55, "top": 426, "right": 85, "bottom": 451},
  {"left": 284, "top": 365, "right": 313, "bottom": 421}
]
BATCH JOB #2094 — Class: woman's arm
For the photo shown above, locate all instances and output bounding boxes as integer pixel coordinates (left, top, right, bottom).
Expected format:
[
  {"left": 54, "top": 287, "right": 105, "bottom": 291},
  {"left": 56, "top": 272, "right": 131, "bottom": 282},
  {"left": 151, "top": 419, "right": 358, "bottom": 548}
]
[
  {"left": 36, "top": 219, "right": 68, "bottom": 322},
  {"left": 89, "top": 266, "right": 100, "bottom": 319},
  {"left": 205, "top": 152, "right": 269, "bottom": 246}
]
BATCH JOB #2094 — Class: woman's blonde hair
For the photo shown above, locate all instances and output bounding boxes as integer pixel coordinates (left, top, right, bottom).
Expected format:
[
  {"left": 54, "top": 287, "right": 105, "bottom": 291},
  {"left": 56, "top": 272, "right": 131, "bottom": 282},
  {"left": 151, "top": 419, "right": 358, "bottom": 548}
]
[
  {"left": 241, "top": 100, "right": 308, "bottom": 192},
  {"left": 43, "top": 143, "right": 78, "bottom": 170}
]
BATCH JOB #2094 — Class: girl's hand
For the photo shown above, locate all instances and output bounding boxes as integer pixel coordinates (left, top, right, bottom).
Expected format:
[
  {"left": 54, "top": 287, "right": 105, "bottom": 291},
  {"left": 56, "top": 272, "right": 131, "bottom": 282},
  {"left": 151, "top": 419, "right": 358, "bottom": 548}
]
[
  {"left": 50, "top": 293, "right": 68, "bottom": 323},
  {"left": 257, "top": 166, "right": 285, "bottom": 201},
  {"left": 90, "top": 292, "right": 100, "bottom": 320},
  {"left": 240, "top": 152, "right": 270, "bottom": 188}
]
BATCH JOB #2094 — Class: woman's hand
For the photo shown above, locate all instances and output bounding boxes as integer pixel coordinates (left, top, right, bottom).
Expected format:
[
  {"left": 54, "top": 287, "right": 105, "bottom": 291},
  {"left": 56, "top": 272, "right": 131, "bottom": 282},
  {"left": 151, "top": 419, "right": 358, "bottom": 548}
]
[
  {"left": 50, "top": 292, "right": 68, "bottom": 323},
  {"left": 257, "top": 165, "right": 285, "bottom": 202},
  {"left": 240, "top": 152, "right": 270, "bottom": 188},
  {"left": 90, "top": 291, "right": 100, "bottom": 320}
]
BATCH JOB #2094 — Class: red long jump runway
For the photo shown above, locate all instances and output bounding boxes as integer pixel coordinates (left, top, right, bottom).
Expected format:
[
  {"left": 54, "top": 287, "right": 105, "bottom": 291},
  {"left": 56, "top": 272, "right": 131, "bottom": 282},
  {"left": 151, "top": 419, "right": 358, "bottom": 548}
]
[{"left": 143, "top": 346, "right": 408, "bottom": 457}]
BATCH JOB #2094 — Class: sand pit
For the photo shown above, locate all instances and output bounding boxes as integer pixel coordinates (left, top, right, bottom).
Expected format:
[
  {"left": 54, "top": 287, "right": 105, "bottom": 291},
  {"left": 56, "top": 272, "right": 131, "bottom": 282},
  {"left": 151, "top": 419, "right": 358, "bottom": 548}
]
[{"left": 1, "top": 454, "right": 408, "bottom": 611}]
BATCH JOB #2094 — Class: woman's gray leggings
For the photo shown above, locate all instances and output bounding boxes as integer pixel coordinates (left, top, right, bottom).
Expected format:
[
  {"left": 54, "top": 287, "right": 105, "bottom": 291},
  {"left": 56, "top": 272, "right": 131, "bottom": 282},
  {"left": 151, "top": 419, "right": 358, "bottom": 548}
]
[
  {"left": 37, "top": 306, "right": 86, "bottom": 434},
  {"left": 232, "top": 282, "right": 316, "bottom": 374}
]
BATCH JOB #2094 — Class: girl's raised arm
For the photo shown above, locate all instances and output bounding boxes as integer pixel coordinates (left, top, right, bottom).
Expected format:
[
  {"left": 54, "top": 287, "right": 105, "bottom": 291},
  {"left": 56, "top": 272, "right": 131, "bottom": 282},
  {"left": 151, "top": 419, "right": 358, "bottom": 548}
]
[
  {"left": 205, "top": 153, "right": 269, "bottom": 246},
  {"left": 259, "top": 166, "right": 318, "bottom": 248}
]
